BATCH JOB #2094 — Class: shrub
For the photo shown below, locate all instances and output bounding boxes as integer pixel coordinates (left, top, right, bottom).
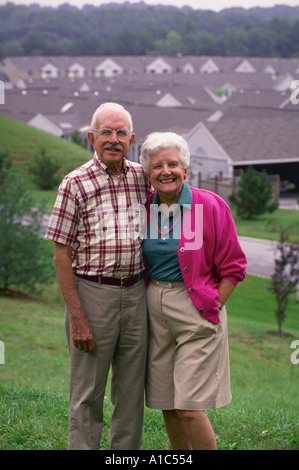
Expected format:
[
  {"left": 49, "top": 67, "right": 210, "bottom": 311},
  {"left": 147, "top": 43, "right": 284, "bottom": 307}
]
[
  {"left": 30, "top": 147, "right": 60, "bottom": 190},
  {"left": 268, "top": 226, "right": 299, "bottom": 334},
  {"left": 229, "top": 167, "right": 278, "bottom": 219},
  {"left": 0, "top": 151, "right": 55, "bottom": 292}
]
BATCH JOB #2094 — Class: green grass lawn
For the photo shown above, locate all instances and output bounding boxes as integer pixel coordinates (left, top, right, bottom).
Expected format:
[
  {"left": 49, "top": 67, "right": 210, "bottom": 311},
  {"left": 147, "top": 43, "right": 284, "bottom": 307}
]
[
  {"left": 0, "top": 115, "right": 91, "bottom": 200},
  {"left": 0, "top": 275, "right": 298, "bottom": 450},
  {"left": 0, "top": 115, "right": 91, "bottom": 170},
  {"left": 232, "top": 208, "right": 299, "bottom": 243}
]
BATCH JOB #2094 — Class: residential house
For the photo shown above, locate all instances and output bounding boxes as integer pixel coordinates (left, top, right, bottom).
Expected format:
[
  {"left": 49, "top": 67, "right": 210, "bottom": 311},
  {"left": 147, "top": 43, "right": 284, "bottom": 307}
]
[
  {"left": 67, "top": 62, "right": 86, "bottom": 78},
  {"left": 41, "top": 62, "right": 59, "bottom": 79},
  {"left": 146, "top": 57, "right": 173, "bottom": 74},
  {"left": 94, "top": 58, "right": 123, "bottom": 77}
]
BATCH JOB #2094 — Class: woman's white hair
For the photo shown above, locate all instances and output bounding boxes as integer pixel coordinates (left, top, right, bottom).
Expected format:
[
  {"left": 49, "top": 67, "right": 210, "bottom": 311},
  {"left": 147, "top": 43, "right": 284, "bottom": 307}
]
[
  {"left": 90, "top": 102, "right": 133, "bottom": 132},
  {"left": 140, "top": 132, "right": 190, "bottom": 173}
]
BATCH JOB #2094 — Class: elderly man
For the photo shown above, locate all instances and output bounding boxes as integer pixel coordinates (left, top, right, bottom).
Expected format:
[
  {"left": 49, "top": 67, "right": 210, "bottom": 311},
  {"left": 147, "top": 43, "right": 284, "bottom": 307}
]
[{"left": 46, "top": 103, "right": 150, "bottom": 450}]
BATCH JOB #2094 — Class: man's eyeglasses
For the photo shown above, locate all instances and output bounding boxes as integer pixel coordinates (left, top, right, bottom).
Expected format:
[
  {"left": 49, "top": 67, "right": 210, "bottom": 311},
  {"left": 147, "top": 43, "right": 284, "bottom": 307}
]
[{"left": 91, "top": 128, "right": 132, "bottom": 142}]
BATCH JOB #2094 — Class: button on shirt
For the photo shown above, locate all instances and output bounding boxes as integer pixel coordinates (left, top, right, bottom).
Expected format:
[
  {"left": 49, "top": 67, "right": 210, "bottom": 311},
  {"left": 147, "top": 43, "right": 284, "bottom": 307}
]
[
  {"left": 142, "top": 183, "right": 192, "bottom": 282},
  {"left": 45, "top": 153, "right": 151, "bottom": 277}
]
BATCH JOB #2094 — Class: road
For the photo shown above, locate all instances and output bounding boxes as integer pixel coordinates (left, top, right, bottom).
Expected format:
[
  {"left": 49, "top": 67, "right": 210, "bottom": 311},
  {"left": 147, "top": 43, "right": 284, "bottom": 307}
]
[
  {"left": 238, "top": 196, "right": 299, "bottom": 279},
  {"left": 238, "top": 236, "right": 278, "bottom": 279}
]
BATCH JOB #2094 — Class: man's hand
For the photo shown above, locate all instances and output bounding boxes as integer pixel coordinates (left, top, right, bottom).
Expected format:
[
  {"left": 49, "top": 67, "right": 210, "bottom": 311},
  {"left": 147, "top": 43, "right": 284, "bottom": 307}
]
[
  {"left": 71, "top": 309, "right": 95, "bottom": 354},
  {"left": 54, "top": 242, "right": 95, "bottom": 354}
]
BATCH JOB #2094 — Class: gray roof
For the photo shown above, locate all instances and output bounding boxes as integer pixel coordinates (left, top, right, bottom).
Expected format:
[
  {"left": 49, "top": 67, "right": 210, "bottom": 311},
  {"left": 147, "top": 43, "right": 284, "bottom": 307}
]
[
  {"left": 206, "top": 105, "right": 299, "bottom": 165},
  {"left": 4, "top": 55, "right": 299, "bottom": 76},
  {"left": 1, "top": 55, "right": 299, "bottom": 166}
]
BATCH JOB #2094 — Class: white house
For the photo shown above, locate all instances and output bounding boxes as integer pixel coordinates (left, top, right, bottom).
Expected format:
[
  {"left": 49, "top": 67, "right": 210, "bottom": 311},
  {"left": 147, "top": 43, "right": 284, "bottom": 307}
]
[
  {"left": 28, "top": 113, "right": 63, "bottom": 137},
  {"left": 235, "top": 59, "right": 256, "bottom": 73},
  {"left": 184, "top": 121, "right": 233, "bottom": 185},
  {"left": 94, "top": 59, "right": 123, "bottom": 77},
  {"left": 40, "top": 62, "right": 59, "bottom": 79},
  {"left": 273, "top": 73, "right": 294, "bottom": 92},
  {"left": 67, "top": 62, "right": 86, "bottom": 78},
  {"left": 182, "top": 62, "right": 195, "bottom": 74},
  {"left": 156, "top": 93, "right": 182, "bottom": 107},
  {"left": 79, "top": 82, "right": 91, "bottom": 92},
  {"left": 264, "top": 64, "right": 276, "bottom": 75},
  {"left": 200, "top": 59, "right": 220, "bottom": 74},
  {"left": 146, "top": 58, "right": 172, "bottom": 74}
]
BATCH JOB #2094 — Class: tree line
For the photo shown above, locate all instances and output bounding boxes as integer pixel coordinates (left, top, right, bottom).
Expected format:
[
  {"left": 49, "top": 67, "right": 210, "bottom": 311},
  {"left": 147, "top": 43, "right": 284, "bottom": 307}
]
[{"left": 1, "top": 2, "right": 299, "bottom": 58}]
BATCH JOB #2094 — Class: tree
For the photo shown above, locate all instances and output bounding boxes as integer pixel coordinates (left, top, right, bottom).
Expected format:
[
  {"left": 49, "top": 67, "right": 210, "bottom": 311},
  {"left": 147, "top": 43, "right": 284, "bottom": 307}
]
[
  {"left": 0, "top": 151, "right": 54, "bottom": 293},
  {"left": 70, "top": 130, "right": 85, "bottom": 149},
  {"left": 182, "top": 30, "right": 219, "bottom": 56},
  {"left": 290, "top": 20, "right": 299, "bottom": 57},
  {"left": 29, "top": 148, "right": 60, "bottom": 190},
  {"left": 2, "top": 3, "right": 299, "bottom": 58},
  {"left": 224, "top": 27, "right": 249, "bottom": 56},
  {"left": 269, "top": 18, "right": 293, "bottom": 58},
  {"left": 268, "top": 226, "right": 299, "bottom": 335},
  {"left": 229, "top": 167, "right": 277, "bottom": 219},
  {"left": 248, "top": 26, "right": 276, "bottom": 57},
  {"left": 2, "top": 39, "right": 24, "bottom": 56},
  {"left": 76, "top": 32, "right": 105, "bottom": 56},
  {"left": 151, "top": 31, "right": 183, "bottom": 56},
  {"left": 22, "top": 31, "right": 50, "bottom": 56}
]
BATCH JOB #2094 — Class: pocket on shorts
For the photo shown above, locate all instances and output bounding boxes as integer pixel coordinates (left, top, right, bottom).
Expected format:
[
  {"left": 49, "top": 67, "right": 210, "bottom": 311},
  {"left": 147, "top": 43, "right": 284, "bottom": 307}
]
[
  {"left": 186, "top": 292, "right": 219, "bottom": 338},
  {"left": 193, "top": 284, "right": 220, "bottom": 325},
  {"left": 193, "top": 313, "right": 219, "bottom": 338}
]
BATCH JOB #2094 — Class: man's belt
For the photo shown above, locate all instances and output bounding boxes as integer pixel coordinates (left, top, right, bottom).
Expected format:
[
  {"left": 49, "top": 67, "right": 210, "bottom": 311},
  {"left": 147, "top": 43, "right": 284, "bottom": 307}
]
[{"left": 75, "top": 271, "right": 145, "bottom": 288}]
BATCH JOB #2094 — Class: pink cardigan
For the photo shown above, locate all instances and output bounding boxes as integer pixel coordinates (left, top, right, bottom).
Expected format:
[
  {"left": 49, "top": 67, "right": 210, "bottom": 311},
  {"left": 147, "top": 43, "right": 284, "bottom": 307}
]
[{"left": 146, "top": 186, "right": 247, "bottom": 324}]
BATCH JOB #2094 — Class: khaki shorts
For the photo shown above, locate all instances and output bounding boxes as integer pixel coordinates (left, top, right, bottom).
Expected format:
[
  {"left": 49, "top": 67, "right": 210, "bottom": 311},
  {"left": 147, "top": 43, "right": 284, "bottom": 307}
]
[{"left": 146, "top": 279, "right": 232, "bottom": 411}]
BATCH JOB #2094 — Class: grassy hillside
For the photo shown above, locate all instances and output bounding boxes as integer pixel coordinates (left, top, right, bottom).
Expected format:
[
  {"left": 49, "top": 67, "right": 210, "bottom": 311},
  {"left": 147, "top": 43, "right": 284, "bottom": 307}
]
[{"left": 0, "top": 115, "right": 91, "bottom": 178}]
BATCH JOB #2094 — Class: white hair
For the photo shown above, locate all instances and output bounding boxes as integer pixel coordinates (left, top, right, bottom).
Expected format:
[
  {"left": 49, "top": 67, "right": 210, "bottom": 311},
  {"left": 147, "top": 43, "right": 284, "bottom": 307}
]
[
  {"left": 140, "top": 132, "right": 190, "bottom": 173},
  {"left": 90, "top": 102, "right": 133, "bottom": 132}
]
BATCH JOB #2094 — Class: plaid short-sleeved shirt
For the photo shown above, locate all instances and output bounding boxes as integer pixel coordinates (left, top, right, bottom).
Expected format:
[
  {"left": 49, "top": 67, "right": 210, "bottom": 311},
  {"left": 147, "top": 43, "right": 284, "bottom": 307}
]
[{"left": 45, "top": 153, "right": 151, "bottom": 277}]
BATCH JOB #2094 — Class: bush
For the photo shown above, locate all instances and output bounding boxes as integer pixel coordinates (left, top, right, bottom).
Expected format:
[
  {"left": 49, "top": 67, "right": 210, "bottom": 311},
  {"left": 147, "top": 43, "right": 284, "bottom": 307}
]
[
  {"left": 229, "top": 167, "right": 278, "bottom": 219},
  {"left": 268, "top": 226, "right": 299, "bottom": 334},
  {"left": 0, "top": 151, "right": 55, "bottom": 292},
  {"left": 30, "top": 148, "right": 60, "bottom": 190}
]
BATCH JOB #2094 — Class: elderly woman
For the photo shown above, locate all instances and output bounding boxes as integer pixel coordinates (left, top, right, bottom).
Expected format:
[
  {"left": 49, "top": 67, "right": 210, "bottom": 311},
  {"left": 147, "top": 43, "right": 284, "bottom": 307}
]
[{"left": 140, "top": 132, "right": 247, "bottom": 450}]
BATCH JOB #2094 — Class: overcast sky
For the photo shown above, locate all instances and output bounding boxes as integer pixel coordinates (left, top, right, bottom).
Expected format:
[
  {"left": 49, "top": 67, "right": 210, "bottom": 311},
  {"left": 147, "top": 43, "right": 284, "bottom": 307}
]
[{"left": 1, "top": 0, "right": 299, "bottom": 12}]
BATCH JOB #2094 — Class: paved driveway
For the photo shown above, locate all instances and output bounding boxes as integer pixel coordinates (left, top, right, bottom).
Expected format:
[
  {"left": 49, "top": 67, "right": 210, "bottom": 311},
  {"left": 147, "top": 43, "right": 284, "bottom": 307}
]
[{"left": 238, "top": 236, "right": 278, "bottom": 279}]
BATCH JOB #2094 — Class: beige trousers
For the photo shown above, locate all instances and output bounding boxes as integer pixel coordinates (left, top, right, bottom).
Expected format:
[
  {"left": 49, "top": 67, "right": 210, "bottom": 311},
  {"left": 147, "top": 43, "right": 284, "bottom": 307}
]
[{"left": 65, "top": 276, "right": 148, "bottom": 450}]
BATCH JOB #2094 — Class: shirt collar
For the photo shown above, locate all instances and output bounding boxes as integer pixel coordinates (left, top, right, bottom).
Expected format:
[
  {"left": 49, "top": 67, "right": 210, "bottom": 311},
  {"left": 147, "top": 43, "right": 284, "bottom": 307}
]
[
  {"left": 152, "top": 183, "right": 192, "bottom": 207},
  {"left": 93, "top": 152, "right": 129, "bottom": 175}
]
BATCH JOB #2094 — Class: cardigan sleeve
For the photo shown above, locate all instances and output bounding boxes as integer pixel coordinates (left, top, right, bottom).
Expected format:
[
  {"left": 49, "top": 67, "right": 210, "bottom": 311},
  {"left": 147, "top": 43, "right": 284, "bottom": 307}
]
[{"left": 213, "top": 203, "right": 247, "bottom": 286}]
